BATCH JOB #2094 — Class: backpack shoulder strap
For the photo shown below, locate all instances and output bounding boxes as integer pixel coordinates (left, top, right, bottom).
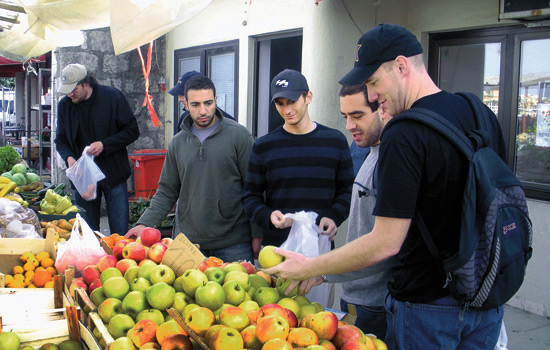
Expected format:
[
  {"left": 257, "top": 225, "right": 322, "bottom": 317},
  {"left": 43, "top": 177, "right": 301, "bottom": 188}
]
[
  {"left": 387, "top": 108, "right": 475, "bottom": 160},
  {"left": 456, "top": 92, "right": 490, "bottom": 131}
]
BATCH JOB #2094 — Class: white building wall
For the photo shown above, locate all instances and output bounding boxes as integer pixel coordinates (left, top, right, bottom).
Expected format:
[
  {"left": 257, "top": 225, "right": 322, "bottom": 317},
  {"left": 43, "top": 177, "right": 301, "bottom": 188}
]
[{"left": 166, "top": 0, "right": 550, "bottom": 317}]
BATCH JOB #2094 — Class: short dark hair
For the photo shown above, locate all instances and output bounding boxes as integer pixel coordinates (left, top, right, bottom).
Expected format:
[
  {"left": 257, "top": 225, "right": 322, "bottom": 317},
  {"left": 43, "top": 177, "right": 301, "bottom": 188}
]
[
  {"left": 339, "top": 84, "right": 379, "bottom": 112},
  {"left": 79, "top": 72, "right": 98, "bottom": 89},
  {"left": 184, "top": 75, "right": 216, "bottom": 99}
]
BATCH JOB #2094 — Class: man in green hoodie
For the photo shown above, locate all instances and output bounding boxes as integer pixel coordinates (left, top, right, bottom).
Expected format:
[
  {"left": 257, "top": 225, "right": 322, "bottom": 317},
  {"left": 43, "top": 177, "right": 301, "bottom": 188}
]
[{"left": 126, "top": 75, "right": 260, "bottom": 262}]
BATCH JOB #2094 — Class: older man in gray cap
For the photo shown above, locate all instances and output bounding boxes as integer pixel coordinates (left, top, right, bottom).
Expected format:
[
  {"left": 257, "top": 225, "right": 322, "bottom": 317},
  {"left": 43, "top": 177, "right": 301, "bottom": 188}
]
[{"left": 55, "top": 63, "right": 139, "bottom": 235}]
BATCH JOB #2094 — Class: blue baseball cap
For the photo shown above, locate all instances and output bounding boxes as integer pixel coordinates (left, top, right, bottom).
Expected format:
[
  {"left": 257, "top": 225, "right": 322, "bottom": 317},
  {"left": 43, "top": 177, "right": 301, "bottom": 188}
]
[
  {"left": 339, "top": 24, "right": 423, "bottom": 85},
  {"left": 270, "top": 69, "right": 309, "bottom": 102},
  {"left": 168, "top": 70, "right": 203, "bottom": 96}
]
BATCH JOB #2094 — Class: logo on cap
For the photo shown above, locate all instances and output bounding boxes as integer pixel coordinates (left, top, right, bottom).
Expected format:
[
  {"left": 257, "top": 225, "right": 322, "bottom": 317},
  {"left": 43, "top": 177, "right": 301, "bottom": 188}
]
[
  {"left": 62, "top": 76, "right": 67, "bottom": 82},
  {"left": 275, "top": 79, "right": 289, "bottom": 88},
  {"left": 355, "top": 44, "right": 361, "bottom": 62}
]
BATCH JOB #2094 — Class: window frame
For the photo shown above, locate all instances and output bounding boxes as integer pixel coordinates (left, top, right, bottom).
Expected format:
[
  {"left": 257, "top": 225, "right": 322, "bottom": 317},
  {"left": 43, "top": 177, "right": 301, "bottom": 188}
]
[
  {"left": 428, "top": 24, "right": 550, "bottom": 200},
  {"left": 173, "top": 40, "right": 239, "bottom": 134}
]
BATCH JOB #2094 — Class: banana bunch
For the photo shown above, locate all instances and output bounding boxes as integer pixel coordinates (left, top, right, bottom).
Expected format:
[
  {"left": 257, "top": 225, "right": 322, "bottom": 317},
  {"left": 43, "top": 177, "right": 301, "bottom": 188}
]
[{"left": 0, "top": 176, "right": 27, "bottom": 207}]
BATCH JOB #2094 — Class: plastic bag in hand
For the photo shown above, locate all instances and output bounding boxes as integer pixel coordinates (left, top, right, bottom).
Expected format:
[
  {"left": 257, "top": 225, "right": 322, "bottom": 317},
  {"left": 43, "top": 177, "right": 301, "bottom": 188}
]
[
  {"left": 280, "top": 211, "right": 322, "bottom": 258},
  {"left": 65, "top": 146, "right": 106, "bottom": 201},
  {"left": 54, "top": 213, "right": 107, "bottom": 276}
]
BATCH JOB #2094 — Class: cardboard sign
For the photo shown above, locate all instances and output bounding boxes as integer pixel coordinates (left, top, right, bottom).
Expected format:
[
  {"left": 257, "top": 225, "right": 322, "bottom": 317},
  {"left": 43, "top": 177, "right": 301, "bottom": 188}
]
[{"left": 161, "top": 233, "right": 205, "bottom": 276}]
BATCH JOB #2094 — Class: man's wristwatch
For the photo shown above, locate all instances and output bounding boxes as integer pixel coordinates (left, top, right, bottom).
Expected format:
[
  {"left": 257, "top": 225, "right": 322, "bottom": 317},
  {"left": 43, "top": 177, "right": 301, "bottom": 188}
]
[{"left": 321, "top": 275, "right": 328, "bottom": 283}]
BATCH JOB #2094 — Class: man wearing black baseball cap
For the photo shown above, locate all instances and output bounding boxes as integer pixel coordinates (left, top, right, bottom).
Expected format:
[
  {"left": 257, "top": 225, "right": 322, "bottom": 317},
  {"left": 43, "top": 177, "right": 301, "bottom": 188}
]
[
  {"left": 263, "top": 24, "right": 506, "bottom": 349},
  {"left": 242, "top": 69, "right": 354, "bottom": 291},
  {"left": 169, "top": 71, "right": 234, "bottom": 133}
]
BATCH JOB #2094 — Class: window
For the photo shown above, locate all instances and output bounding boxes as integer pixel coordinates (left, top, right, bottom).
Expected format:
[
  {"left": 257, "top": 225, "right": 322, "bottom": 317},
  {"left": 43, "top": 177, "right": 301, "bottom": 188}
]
[
  {"left": 173, "top": 41, "right": 238, "bottom": 134},
  {"left": 429, "top": 25, "right": 550, "bottom": 200}
]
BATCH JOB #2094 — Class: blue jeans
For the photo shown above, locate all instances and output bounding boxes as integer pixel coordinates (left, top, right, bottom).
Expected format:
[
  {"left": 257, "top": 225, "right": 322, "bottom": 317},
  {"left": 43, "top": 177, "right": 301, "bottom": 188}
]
[
  {"left": 200, "top": 242, "right": 254, "bottom": 263},
  {"left": 341, "top": 299, "right": 387, "bottom": 339},
  {"left": 384, "top": 294, "right": 503, "bottom": 349},
  {"left": 75, "top": 182, "right": 129, "bottom": 235}
]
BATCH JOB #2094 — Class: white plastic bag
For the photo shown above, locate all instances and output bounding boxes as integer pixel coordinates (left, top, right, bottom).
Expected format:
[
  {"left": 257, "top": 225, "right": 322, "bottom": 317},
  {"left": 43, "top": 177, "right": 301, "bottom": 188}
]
[
  {"left": 65, "top": 146, "right": 106, "bottom": 201},
  {"left": 54, "top": 213, "right": 107, "bottom": 276},
  {"left": 280, "top": 211, "right": 334, "bottom": 307}
]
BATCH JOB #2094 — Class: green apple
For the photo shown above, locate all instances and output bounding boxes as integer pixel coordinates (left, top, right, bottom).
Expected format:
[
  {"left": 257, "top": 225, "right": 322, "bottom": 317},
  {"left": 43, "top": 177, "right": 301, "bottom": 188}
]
[
  {"left": 222, "top": 280, "right": 246, "bottom": 306},
  {"left": 39, "top": 343, "right": 58, "bottom": 350},
  {"left": 253, "top": 286, "right": 280, "bottom": 306},
  {"left": 209, "top": 327, "right": 244, "bottom": 350},
  {"left": 180, "top": 269, "right": 208, "bottom": 298},
  {"left": 293, "top": 294, "right": 312, "bottom": 306},
  {"left": 100, "top": 267, "right": 123, "bottom": 284},
  {"left": 149, "top": 264, "right": 176, "bottom": 285},
  {"left": 90, "top": 286, "right": 107, "bottom": 306},
  {"left": 98, "top": 297, "right": 123, "bottom": 324},
  {"left": 222, "top": 262, "right": 247, "bottom": 274},
  {"left": 277, "top": 297, "right": 301, "bottom": 317},
  {"left": 298, "top": 303, "right": 318, "bottom": 322},
  {"left": 249, "top": 274, "right": 269, "bottom": 290},
  {"left": 218, "top": 306, "right": 250, "bottom": 332},
  {"left": 137, "top": 260, "right": 158, "bottom": 281},
  {"left": 223, "top": 271, "right": 250, "bottom": 290},
  {"left": 58, "top": 340, "right": 83, "bottom": 350},
  {"left": 184, "top": 307, "right": 215, "bottom": 337},
  {"left": 124, "top": 266, "right": 141, "bottom": 285},
  {"left": 204, "top": 267, "right": 226, "bottom": 285},
  {"left": 136, "top": 308, "right": 164, "bottom": 326},
  {"left": 130, "top": 277, "right": 151, "bottom": 293},
  {"left": 122, "top": 291, "right": 149, "bottom": 319},
  {"left": 20, "top": 346, "right": 35, "bottom": 350},
  {"left": 183, "top": 303, "right": 201, "bottom": 318},
  {"left": 172, "top": 275, "right": 185, "bottom": 293},
  {"left": 276, "top": 276, "right": 299, "bottom": 297},
  {"left": 238, "top": 300, "right": 260, "bottom": 313},
  {"left": 146, "top": 282, "right": 175, "bottom": 310},
  {"left": 243, "top": 290, "right": 252, "bottom": 301},
  {"left": 195, "top": 280, "right": 225, "bottom": 311},
  {"left": 108, "top": 314, "right": 135, "bottom": 339},
  {"left": 258, "top": 245, "right": 284, "bottom": 269},
  {"left": 0, "top": 331, "right": 20, "bottom": 350},
  {"left": 170, "top": 292, "right": 189, "bottom": 315},
  {"left": 311, "top": 301, "right": 324, "bottom": 312},
  {"left": 109, "top": 336, "right": 136, "bottom": 350},
  {"left": 103, "top": 276, "right": 130, "bottom": 300}
]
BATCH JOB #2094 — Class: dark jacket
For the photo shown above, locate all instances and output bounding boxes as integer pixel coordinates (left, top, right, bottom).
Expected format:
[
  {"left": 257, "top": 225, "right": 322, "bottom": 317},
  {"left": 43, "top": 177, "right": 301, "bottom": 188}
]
[{"left": 55, "top": 85, "right": 139, "bottom": 189}]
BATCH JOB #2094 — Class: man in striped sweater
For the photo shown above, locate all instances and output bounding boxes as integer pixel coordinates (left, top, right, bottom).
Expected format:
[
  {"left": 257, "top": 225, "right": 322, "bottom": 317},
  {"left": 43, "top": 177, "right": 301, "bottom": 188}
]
[{"left": 242, "top": 69, "right": 354, "bottom": 258}]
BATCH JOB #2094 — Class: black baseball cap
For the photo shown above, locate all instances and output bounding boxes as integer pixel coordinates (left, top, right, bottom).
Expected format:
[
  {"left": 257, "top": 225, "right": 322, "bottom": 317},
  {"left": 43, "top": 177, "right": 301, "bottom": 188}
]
[
  {"left": 168, "top": 70, "right": 203, "bottom": 96},
  {"left": 339, "top": 23, "right": 423, "bottom": 86},
  {"left": 270, "top": 69, "right": 309, "bottom": 102}
]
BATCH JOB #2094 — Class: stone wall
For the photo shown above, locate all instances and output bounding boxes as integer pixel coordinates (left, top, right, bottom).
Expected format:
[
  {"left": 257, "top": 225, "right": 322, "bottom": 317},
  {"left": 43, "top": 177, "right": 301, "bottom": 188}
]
[{"left": 53, "top": 28, "right": 167, "bottom": 194}]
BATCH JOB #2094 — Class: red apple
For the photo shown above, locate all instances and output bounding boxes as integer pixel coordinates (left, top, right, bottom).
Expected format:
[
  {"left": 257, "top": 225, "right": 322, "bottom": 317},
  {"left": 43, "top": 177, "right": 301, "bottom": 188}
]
[
  {"left": 88, "top": 279, "right": 102, "bottom": 295},
  {"left": 116, "top": 258, "right": 138, "bottom": 275},
  {"left": 303, "top": 311, "right": 338, "bottom": 340},
  {"left": 97, "top": 255, "right": 118, "bottom": 273},
  {"left": 247, "top": 309, "right": 260, "bottom": 325},
  {"left": 257, "top": 303, "right": 289, "bottom": 324},
  {"left": 183, "top": 307, "right": 215, "bottom": 337},
  {"left": 332, "top": 324, "right": 365, "bottom": 349},
  {"left": 139, "top": 342, "right": 160, "bottom": 350},
  {"left": 341, "top": 340, "right": 371, "bottom": 350},
  {"left": 240, "top": 325, "right": 261, "bottom": 350},
  {"left": 139, "top": 258, "right": 156, "bottom": 267},
  {"left": 69, "top": 278, "right": 88, "bottom": 299},
  {"left": 128, "top": 319, "right": 158, "bottom": 348},
  {"left": 148, "top": 242, "right": 168, "bottom": 264},
  {"left": 239, "top": 261, "right": 256, "bottom": 274},
  {"left": 285, "top": 308, "right": 298, "bottom": 328},
  {"left": 140, "top": 227, "right": 161, "bottom": 247},
  {"left": 160, "top": 238, "right": 173, "bottom": 247},
  {"left": 197, "top": 260, "right": 208, "bottom": 272},
  {"left": 261, "top": 338, "right": 293, "bottom": 350},
  {"left": 287, "top": 327, "right": 319, "bottom": 348},
  {"left": 156, "top": 320, "right": 187, "bottom": 345},
  {"left": 123, "top": 242, "right": 146, "bottom": 262},
  {"left": 161, "top": 334, "right": 192, "bottom": 350},
  {"left": 113, "top": 239, "right": 132, "bottom": 259},
  {"left": 82, "top": 265, "right": 101, "bottom": 285},
  {"left": 255, "top": 314, "right": 289, "bottom": 344}
]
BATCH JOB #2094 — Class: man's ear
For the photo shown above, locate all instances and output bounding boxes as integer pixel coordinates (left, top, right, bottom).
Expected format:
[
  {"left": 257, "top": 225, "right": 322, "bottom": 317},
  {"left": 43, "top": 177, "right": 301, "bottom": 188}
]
[
  {"left": 305, "top": 91, "right": 313, "bottom": 104},
  {"left": 395, "top": 56, "right": 408, "bottom": 75}
]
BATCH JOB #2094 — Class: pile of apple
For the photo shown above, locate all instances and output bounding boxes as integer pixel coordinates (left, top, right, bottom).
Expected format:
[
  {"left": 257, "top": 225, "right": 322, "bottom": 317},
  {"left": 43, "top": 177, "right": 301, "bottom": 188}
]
[{"left": 70, "top": 228, "right": 386, "bottom": 350}]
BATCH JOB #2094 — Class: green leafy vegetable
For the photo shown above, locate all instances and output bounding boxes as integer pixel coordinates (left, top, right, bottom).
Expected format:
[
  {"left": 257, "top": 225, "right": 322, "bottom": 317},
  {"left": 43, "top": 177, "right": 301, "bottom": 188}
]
[{"left": 0, "top": 146, "right": 20, "bottom": 174}]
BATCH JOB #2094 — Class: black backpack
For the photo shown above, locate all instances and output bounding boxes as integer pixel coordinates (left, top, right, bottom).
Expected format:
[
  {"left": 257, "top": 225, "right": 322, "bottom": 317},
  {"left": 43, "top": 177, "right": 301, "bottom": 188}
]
[{"left": 386, "top": 92, "right": 533, "bottom": 309}]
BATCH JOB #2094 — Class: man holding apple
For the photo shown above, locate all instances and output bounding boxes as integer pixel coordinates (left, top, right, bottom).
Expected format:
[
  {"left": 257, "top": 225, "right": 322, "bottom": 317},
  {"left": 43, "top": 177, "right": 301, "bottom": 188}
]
[
  {"left": 265, "top": 24, "right": 506, "bottom": 349},
  {"left": 126, "top": 75, "right": 260, "bottom": 263}
]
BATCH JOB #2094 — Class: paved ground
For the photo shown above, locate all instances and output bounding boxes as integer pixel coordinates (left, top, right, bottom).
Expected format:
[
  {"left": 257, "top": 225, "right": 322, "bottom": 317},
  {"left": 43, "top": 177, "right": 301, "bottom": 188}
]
[{"left": 100, "top": 217, "right": 550, "bottom": 349}]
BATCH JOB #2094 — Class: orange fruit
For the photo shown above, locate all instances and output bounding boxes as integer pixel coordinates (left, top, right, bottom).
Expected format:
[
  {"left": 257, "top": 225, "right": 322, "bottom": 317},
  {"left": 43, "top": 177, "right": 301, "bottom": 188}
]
[
  {"left": 13, "top": 273, "right": 25, "bottom": 281},
  {"left": 8, "top": 280, "right": 26, "bottom": 288},
  {"left": 44, "top": 281, "right": 54, "bottom": 288},
  {"left": 12, "top": 265, "right": 24, "bottom": 275},
  {"left": 34, "top": 269, "right": 53, "bottom": 288},
  {"left": 4, "top": 275, "right": 14, "bottom": 285},
  {"left": 25, "top": 270, "right": 35, "bottom": 278},
  {"left": 100, "top": 236, "right": 114, "bottom": 249},
  {"left": 35, "top": 266, "right": 46, "bottom": 272},
  {"left": 46, "top": 266, "right": 58, "bottom": 276},
  {"left": 41, "top": 258, "right": 55, "bottom": 268},
  {"left": 23, "top": 261, "right": 36, "bottom": 272},
  {"left": 35, "top": 251, "right": 50, "bottom": 262}
]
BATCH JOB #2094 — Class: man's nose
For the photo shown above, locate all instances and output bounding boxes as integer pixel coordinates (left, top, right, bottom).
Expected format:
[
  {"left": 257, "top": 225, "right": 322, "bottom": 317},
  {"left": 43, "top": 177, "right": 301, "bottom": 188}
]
[{"left": 345, "top": 118, "right": 355, "bottom": 131}]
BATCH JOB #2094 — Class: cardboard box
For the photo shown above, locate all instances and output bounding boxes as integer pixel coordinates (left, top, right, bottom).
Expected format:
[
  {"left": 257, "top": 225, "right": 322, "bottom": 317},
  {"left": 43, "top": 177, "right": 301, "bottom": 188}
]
[
  {"left": 14, "top": 145, "right": 40, "bottom": 160},
  {"left": 161, "top": 233, "right": 206, "bottom": 276},
  {"left": 0, "top": 232, "right": 56, "bottom": 288}
]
